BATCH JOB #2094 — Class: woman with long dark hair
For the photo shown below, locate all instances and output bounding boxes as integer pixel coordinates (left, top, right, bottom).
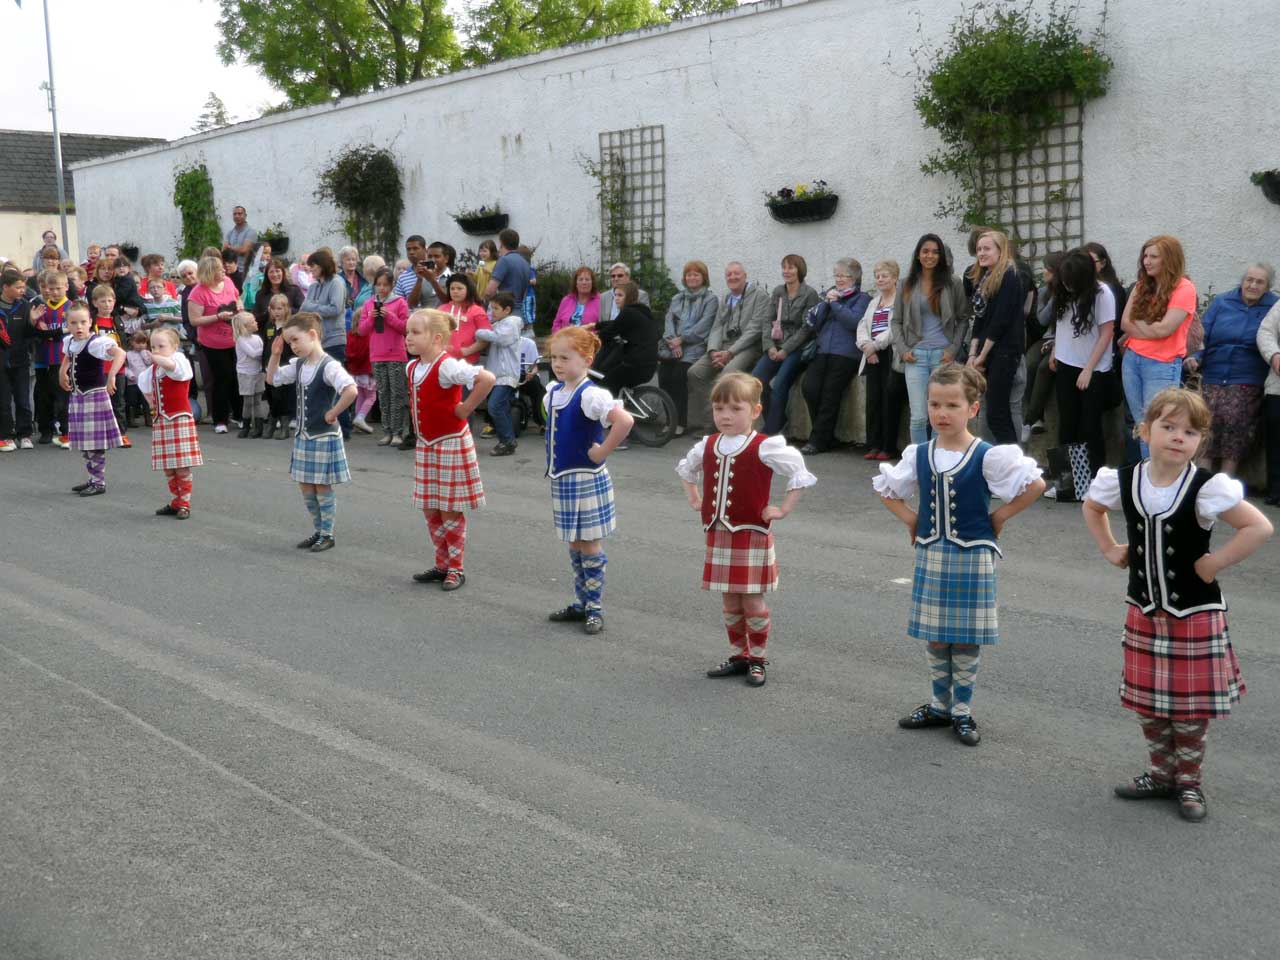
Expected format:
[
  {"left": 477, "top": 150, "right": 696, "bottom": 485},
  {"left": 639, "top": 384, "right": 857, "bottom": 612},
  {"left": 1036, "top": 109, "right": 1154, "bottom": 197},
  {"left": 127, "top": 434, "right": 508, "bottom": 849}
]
[
  {"left": 965, "top": 229, "right": 1025, "bottom": 444},
  {"left": 891, "top": 234, "right": 968, "bottom": 444},
  {"left": 1048, "top": 249, "right": 1116, "bottom": 478}
]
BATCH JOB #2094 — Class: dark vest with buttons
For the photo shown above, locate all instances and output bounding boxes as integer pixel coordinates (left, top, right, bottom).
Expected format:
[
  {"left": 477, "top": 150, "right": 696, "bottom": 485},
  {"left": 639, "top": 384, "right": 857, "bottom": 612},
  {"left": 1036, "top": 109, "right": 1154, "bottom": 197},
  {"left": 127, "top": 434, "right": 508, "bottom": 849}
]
[
  {"left": 295, "top": 356, "right": 340, "bottom": 439},
  {"left": 700, "top": 432, "right": 773, "bottom": 534},
  {"left": 69, "top": 337, "right": 108, "bottom": 394},
  {"left": 1119, "top": 463, "right": 1224, "bottom": 617},
  {"left": 914, "top": 439, "right": 1000, "bottom": 555},
  {"left": 545, "top": 379, "right": 606, "bottom": 478}
]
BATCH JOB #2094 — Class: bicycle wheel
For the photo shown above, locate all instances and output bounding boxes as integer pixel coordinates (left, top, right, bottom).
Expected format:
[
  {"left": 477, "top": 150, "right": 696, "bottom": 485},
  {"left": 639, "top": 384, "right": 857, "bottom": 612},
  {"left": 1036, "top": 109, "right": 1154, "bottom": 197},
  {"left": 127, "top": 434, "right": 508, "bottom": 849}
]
[{"left": 627, "top": 384, "right": 678, "bottom": 447}]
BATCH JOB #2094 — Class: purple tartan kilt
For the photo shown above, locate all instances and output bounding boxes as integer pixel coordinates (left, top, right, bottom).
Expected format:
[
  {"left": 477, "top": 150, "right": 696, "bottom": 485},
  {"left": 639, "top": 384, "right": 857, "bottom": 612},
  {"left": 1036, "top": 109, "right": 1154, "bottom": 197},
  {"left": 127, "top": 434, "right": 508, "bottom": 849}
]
[{"left": 68, "top": 389, "right": 124, "bottom": 451}]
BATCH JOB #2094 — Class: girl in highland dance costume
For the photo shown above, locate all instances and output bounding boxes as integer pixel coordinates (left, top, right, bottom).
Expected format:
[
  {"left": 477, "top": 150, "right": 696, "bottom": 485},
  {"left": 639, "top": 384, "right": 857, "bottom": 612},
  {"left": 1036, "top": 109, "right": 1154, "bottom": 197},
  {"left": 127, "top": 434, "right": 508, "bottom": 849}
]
[
  {"left": 875, "top": 363, "right": 1044, "bottom": 747},
  {"left": 267, "top": 312, "right": 358, "bottom": 553},
  {"left": 138, "top": 327, "right": 203, "bottom": 518},
  {"left": 58, "top": 302, "right": 126, "bottom": 496},
  {"left": 404, "top": 309, "right": 496, "bottom": 592},
  {"left": 543, "top": 326, "right": 634, "bottom": 635}
]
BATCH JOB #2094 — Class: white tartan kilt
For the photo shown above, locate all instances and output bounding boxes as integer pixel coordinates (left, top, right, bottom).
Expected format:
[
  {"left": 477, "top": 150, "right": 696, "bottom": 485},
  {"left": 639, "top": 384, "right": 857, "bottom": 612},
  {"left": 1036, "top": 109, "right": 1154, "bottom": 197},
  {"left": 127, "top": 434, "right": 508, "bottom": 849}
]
[
  {"left": 150, "top": 416, "right": 204, "bottom": 471},
  {"left": 701, "top": 527, "right": 778, "bottom": 593}
]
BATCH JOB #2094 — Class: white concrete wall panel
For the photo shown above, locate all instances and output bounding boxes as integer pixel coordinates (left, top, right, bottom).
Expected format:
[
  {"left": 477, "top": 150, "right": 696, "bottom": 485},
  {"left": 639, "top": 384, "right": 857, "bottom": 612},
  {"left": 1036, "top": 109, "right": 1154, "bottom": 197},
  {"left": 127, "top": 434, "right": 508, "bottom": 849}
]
[{"left": 71, "top": 0, "right": 1280, "bottom": 294}]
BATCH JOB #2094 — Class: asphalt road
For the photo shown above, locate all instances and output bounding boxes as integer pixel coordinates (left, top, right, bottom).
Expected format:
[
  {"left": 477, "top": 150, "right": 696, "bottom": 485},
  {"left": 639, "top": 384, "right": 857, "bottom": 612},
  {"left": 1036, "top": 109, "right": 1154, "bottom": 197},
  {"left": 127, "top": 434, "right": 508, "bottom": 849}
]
[{"left": 2, "top": 427, "right": 1278, "bottom": 959}]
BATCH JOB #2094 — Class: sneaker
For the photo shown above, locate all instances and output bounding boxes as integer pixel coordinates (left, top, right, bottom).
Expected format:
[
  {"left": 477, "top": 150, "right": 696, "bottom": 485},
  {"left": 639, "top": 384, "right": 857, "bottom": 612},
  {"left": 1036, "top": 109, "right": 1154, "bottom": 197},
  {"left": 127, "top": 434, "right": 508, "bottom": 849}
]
[
  {"left": 1177, "top": 786, "right": 1208, "bottom": 822},
  {"left": 548, "top": 604, "right": 587, "bottom": 623},
  {"left": 1031, "top": 419, "right": 1047, "bottom": 435},
  {"left": 951, "top": 714, "right": 981, "bottom": 746},
  {"left": 18, "top": 437, "right": 33, "bottom": 450},
  {"left": 377, "top": 434, "right": 395, "bottom": 446},
  {"left": 214, "top": 424, "right": 228, "bottom": 434},
  {"left": 0, "top": 439, "right": 15, "bottom": 452},
  {"left": 352, "top": 416, "right": 374, "bottom": 434},
  {"left": 1020, "top": 423, "right": 1032, "bottom": 444},
  {"left": 1114, "top": 772, "right": 1176, "bottom": 801},
  {"left": 53, "top": 435, "right": 71, "bottom": 449},
  {"left": 412, "top": 567, "right": 447, "bottom": 583},
  {"left": 1042, "top": 485, "right": 1057, "bottom": 500},
  {"left": 745, "top": 661, "right": 767, "bottom": 686},
  {"left": 156, "top": 504, "right": 180, "bottom": 516},
  {"left": 874, "top": 452, "right": 893, "bottom": 461},
  {"left": 490, "top": 441, "right": 516, "bottom": 457},
  {"left": 863, "top": 449, "right": 881, "bottom": 461},
  {"left": 79, "top": 484, "right": 106, "bottom": 497},
  {"left": 310, "top": 535, "right": 336, "bottom": 552},
  {"left": 441, "top": 570, "right": 466, "bottom": 591},
  {"left": 296, "top": 532, "right": 322, "bottom": 549},
  {"left": 898, "top": 703, "right": 953, "bottom": 728},
  {"left": 583, "top": 612, "right": 604, "bottom": 634},
  {"left": 120, "top": 435, "right": 132, "bottom": 448},
  {"left": 706, "top": 657, "right": 750, "bottom": 678}
]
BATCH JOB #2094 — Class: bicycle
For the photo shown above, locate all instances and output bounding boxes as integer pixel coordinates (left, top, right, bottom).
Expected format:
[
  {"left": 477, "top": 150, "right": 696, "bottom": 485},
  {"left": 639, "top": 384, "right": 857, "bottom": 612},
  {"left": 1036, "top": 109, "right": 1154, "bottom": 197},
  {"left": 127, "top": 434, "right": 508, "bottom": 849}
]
[{"left": 535, "top": 356, "right": 678, "bottom": 447}]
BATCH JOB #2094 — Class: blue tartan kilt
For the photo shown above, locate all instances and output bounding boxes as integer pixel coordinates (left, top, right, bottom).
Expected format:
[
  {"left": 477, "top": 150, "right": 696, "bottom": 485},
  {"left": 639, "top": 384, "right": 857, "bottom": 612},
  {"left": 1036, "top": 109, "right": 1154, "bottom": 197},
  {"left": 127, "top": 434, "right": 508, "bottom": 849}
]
[
  {"left": 289, "top": 433, "right": 352, "bottom": 485},
  {"left": 907, "top": 540, "right": 999, "bottom": 645},
  {"left": 550, "top": 469, "right": 616, "bottom": 542}
]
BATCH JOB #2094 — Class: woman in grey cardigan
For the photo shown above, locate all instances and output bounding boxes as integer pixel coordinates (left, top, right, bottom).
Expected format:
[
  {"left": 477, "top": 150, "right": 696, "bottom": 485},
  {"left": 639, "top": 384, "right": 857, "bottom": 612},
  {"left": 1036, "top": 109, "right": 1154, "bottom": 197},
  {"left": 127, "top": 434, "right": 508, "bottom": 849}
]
[
  {"left": 751, "top": 254, "right": 821, "bottom": 436},
  {"left": 657, "top": 260, "right": 719, "bottom": 432},
  {"left": 890, "top": 234, "right": 969, "bottom": 444},
  {"left": 299, "top": 247, "right": 351, "bottom": 435}
]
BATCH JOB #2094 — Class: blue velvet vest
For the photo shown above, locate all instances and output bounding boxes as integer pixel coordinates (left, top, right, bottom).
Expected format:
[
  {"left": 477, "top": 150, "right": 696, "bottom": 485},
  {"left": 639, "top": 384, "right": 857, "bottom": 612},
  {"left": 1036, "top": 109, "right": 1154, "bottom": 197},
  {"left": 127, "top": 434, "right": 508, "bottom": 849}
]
[
  {"left": 545, "top": 379, "right": 605, "bottom": 478},
  {"left": 296, "top": 356, "right": 339, "bottom": 439},
  {"left": 915, "top": 439, "right": 999, "bottom": 555}
]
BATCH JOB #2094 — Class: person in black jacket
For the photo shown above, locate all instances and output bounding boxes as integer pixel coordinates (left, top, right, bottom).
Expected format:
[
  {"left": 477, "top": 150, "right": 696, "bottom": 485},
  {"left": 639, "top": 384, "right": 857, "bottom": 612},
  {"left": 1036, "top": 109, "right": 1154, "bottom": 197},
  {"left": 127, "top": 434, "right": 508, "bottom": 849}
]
[
  {"left": 594, "top": 281, "right": 660, "bottom": 395},
  {"left": 965, "top": 230, "right": 1026, "bottom": 444},
  {"left": 0, "top": 269, "right": 35, "bottom": 446}
]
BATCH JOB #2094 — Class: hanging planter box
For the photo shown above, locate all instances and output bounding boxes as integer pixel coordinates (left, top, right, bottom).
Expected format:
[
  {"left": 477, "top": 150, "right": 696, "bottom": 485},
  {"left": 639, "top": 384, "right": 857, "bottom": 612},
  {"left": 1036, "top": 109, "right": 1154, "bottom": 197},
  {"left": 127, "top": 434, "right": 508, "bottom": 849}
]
[
  {"left": 1253, "top": 171, "right": 1280, "bottom": 206},
  {"left": 119, "top": 243, "right": 140, "bottom": 262},
  {"left": 767, "top": 194, "right": 839, "bottom": 224},
  {"left": 262, "top": 234, "right": 290, "bottom": 255},
  {"left": 453, "top": 212, "right": 509, "bottom": 235}
]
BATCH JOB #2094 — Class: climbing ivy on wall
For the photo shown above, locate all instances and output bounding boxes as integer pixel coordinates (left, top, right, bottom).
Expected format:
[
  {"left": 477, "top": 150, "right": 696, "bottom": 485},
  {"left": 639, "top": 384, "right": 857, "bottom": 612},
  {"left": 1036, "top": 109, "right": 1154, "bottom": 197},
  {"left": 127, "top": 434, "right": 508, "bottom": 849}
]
[
  {"left": 315, "top": 144, "right": 404, "bottom": 260},
  {"left": 173, "top": 163, "right": 224, "bottom": 258}
]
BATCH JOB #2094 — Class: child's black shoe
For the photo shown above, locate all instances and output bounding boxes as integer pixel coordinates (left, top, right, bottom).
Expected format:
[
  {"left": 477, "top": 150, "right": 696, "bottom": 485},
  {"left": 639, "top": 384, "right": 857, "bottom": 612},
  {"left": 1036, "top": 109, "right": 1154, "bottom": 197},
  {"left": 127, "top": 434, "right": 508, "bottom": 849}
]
[
  {"left": 548, "top": 605, "right": 587, "bottom": 622},
  {"left": 413, "top": 567, "right": 447, "bottom": 583},
  {"left": 441, "top": 570, "right": 466, "bottom": 591},
  {"left": 706, "top": 657, "right": 749, "bottom": 678},
  {"left": 79, "top": 485, "right": 105, "bottom": 497},
  {"left": 583, "top": 613, "right": 604, "bottom": 634},
  {"left": 156, "top": 504, "right": 179, "bottom": 516},
  {"left": 310, "top": 535, "right": 335, "bottom": 552},
  {"left": 1114, "top": 772, "right": 1176, "bottom": 801},
  {"left": 745, "top": 661, "right": 767, "bottom": 686},
  {"left": 71, "top": 481, "right": 93, "bottom": 493},
  {"left": 296, "top": 532, "right": 321, "bottom": 549},
  {"left": 898, "top": 704, "right": 953, "bottom": 729},
  {"left": 1177, "top": 786, "right": 1208, "bottom": 821},
  {"left": 951, "top": 714, "right": 981, "bottom": 746}
]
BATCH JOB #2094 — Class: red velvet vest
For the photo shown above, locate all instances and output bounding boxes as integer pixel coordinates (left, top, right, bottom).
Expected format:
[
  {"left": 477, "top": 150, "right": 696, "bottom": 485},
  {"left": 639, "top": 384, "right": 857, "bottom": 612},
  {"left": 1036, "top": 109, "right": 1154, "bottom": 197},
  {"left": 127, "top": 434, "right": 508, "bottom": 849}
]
[
  {"left": 151, "top": 368, "right": 193, "bottom": 421},
  {"left": 409, "top": 354, "right": 466, "bottom": 445},
  {"left": 700, "top": 433, "right": 773, "bottom": 534}
]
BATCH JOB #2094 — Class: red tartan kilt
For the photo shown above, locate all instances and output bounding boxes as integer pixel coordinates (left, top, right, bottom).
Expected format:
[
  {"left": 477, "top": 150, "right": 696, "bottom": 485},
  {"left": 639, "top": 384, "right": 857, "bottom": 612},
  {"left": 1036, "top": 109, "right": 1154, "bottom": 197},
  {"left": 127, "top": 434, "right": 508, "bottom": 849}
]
[
  {"left": 413, "top": 431, "right": 485, "bottom": 511},
  {"left": 701, "top": 527, "right": 778, "bottom": 594},
  {"left": 1121, "top": 605, "right": 1245, "bottom": 719},
  {"left": 151, "top": 416, "right": 204, "bottom": 471}
]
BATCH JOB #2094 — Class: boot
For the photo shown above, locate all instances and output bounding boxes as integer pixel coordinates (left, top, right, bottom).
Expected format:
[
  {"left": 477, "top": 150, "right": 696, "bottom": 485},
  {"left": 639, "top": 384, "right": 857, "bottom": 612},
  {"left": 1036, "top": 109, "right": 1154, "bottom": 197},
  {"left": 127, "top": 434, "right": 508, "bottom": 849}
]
[
  {"left": 237, "top": 419, "right": 251, "bottom": 438},
  {"left": 263, "top": 417, "right": 275, "bottom": 440},
  {"left": 251, "top": 418, "right": 265, "bottom": 438}
]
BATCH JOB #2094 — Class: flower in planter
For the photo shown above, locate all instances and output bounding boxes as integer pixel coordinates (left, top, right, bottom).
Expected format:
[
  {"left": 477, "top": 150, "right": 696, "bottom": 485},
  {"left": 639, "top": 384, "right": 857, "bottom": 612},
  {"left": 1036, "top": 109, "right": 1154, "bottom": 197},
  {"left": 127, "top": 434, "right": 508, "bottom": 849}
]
[
  {"left": 764, "top": 179, "right": 834, "bottom": 207},
  {"left": 453, "top": 203, "right": 504, "bottom": 220},
  {"left": 259, "top": 221, "right": 287, "bottom": 240}
]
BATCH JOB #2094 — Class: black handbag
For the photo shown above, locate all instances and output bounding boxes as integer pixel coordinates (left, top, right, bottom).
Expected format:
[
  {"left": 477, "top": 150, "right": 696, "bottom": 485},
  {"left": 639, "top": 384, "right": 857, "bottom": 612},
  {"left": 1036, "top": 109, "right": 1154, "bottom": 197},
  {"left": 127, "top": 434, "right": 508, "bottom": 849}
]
[{"left": 1046, "top": 442, "right": 1092, "bottom": 502}]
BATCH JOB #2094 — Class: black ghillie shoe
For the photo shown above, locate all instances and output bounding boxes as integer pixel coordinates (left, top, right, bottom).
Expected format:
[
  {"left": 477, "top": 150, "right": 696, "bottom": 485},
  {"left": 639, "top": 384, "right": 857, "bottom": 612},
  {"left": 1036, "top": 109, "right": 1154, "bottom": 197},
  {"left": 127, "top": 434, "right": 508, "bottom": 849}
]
[
  {"left": 897, "top": 704, "right": 952, "bottom": 729},
  {"left": 296, "top": 532, "right": 322, "bottom": 549},
  {"left": 706, "top": 657, "right": 750, "bottom": 678},
  {"left": 1114, "top": 772, "right": 1176, "bottom": 801},
  {"left": 548, "top": 605, "right": 587, "bottom": 623},
  {"left": 951, "top": 714, "right": 981, "bottom": 746},
  {"left": 413, "top": 568, "right": 447, "bottom": 583}
]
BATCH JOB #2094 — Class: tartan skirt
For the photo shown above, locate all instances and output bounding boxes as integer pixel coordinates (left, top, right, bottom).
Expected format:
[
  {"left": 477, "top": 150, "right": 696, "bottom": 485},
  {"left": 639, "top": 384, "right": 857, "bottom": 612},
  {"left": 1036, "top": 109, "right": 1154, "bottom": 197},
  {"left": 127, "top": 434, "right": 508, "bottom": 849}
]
[
  {"left": 68, "top": 389, "right": 124, "bottom": 451},
  {"left": 151, "top": 416, "right": 204, "bottom": 471},
  {"left": 907, "top": 540, "right": 999, "bottom": 645},
  {"left": 550, "top": 469, "right": 616, "bottom": 542},
  {"left": 414, "top": 431, "right": 485, "bottom": 511},
  {"left": 1120, "top": 606, "right": 1245, "bottom": 719},
  {"left": 702, "top": 527, "right": 778, "bottom": 594},
  {"left": 289, "top": 433, "right": 352, "bottom": 485}
]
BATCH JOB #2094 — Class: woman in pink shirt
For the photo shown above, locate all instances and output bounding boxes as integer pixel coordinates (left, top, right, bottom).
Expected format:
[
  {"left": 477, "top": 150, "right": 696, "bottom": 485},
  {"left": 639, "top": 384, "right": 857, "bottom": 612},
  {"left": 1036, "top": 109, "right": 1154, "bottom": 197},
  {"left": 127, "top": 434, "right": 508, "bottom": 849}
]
[
  {"left": 441, "top": 274, "right": 491, "bottom": 363},
  {"left": 1119, "top": 235, "right": 1197, "bottom": 455},
  {"left": 552, "top": 266, "right": 602, "bottom": 333},
  {"left": 186, "top": 254, "right": 243, "bottom": 432}
]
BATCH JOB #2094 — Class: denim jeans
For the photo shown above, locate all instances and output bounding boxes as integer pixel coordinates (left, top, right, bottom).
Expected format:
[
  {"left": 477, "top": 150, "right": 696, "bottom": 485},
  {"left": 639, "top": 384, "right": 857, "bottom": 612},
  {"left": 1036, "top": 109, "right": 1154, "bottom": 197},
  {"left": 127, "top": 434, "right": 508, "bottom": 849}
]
[
  {"left": 1122, "top": 350, "right": 1183, "bottom": 455},
  {"left": 488, "top": 384, "right": 517, "bottom": 443},
  {"left": 902, "top": 346, "right": 947, "bottom": 445},
  {"left": 752, "top": 351, "right": 809, "bottom": 436}
]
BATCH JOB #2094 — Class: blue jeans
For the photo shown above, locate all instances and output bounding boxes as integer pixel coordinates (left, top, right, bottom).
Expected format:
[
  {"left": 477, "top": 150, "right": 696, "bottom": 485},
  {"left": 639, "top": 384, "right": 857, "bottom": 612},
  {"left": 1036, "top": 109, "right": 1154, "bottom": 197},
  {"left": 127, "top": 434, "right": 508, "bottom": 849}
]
[
  {"left": 902, "top": 346, "right": 948, "bottom": 445},
  {"left": 1121, "top": 351, "right": 1183, "bottom": 456},
  {"left": 488, "top": 384, "right": 517, "bottom": 443},
  {"left": 752, "top": 351, "right": 809, "bottom": 436}
]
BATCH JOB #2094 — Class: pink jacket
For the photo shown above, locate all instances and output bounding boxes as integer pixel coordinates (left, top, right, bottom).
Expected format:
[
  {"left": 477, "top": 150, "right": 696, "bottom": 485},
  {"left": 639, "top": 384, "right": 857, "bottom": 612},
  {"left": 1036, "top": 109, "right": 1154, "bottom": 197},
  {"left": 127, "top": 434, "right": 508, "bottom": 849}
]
[
  {"left": 552, "top": 293, "right": 601, "bottom": 333},
  {"left": 356, "top": 295, "right": 409, "bottom": 362}
]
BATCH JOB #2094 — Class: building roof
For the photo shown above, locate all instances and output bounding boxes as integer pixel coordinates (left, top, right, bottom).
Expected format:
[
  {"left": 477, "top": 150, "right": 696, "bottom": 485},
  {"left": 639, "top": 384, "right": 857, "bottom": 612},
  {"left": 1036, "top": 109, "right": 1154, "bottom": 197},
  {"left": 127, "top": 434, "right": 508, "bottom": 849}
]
[{"left": 0, "top": 129, "right": 165, "bottom": 213}]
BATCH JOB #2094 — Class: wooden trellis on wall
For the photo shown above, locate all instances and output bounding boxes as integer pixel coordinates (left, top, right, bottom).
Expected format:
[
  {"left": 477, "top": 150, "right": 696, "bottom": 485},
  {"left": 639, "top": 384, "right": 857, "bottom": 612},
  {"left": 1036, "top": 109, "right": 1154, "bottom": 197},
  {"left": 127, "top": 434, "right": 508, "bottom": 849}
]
[{"left": 597, "top": 125, "right": 666, "bottom": 269}]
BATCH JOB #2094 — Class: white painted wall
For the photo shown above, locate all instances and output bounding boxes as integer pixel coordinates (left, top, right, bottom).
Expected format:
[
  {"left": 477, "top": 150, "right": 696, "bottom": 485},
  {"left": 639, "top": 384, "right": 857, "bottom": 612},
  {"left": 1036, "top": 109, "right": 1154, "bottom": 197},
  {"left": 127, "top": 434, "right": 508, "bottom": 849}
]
[
  {"left": 1, "top": 213, "right": 80, "bottom": 269},
  {"left": 70, "top": 0, "right": 1280, "bottom": 296}
]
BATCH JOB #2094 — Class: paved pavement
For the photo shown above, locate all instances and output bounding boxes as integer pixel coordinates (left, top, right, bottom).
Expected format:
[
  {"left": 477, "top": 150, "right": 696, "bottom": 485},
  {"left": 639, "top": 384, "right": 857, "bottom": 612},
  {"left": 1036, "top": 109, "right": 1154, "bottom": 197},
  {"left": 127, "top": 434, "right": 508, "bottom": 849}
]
[{"left": 2, "top": 427, "right": 1278, "bottom": 959}]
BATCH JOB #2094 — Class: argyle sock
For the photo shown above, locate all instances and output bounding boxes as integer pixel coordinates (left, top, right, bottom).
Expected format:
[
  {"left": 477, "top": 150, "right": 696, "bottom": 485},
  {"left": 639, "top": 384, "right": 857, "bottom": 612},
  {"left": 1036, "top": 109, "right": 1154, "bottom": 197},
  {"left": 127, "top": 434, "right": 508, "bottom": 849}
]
[
  {"left": 85, "top": 450, "right": 106, "bottom": 486},
  {"left": 315, "top": 489, "right": 336, "bottom": 537},
  {"left": 167, "top": 474, "right": 182, "bottom": 508},
  {"left": 950, "top": 645, "right": 982, "bottom": 718},
  {"left": 927, "top": 642, "right": 953, "bottom": 717},
  {"left": 1138, "top": 716, "right": 1176, "bottom": 784},
  {"left": 174, "top": 472, "right": 192, "bottom": 508},
  {"left": 425, "top": 510, "right": 446, "bottom": 570},
  {"left": 440, "top": 514, "right": 467, "bottom": 572},
  {"left": 744, "top": 610, "right": 770, "bottom": 662},
  {"left": 301, "top": 488, "right": 321, "bottom": 532},
  {"left": 579, "top": 551, "right": 607, "bottom": 614},
  {"left": 568, "top": 549, "right": 585, "bottom": 610},
  {"left": 723, "top": 610, "right": 748, "bottom": 658},
  {"left": 1171, "top": 719, "right": 1209, "bottom": 788}
]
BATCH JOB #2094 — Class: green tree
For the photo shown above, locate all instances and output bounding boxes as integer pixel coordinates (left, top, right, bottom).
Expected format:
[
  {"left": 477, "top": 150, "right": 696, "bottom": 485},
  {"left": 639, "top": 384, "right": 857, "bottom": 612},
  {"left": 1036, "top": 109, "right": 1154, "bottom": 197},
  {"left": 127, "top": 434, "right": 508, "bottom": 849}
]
[
  {"left": 216, "top": 0, "right": 459, "bottom": 107},
  {"left": 459, "top": 0, "right": 663, "bottom": 66},
  {"left": 658, "top": 0, "right": 738, "bottom": 20},
  {"left": 193, "top": 92, "right": 233, "bottom": 133}
]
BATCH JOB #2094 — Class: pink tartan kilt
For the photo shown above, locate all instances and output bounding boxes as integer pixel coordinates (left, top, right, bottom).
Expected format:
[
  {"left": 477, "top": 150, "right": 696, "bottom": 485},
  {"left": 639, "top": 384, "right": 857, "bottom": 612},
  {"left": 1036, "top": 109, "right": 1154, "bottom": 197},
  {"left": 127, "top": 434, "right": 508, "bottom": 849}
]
[
  {"left": 701, "top": 527, "right": 778, "bottom": 594},
  {"left": 1121, "top": 605, "right": 1245, "bottom": 719},
  {"left": 413, "top": 430, "right": 485, "bottom": 511},
  {"left": 151, "top": 416, "right": 204, "bottom": 471}
]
